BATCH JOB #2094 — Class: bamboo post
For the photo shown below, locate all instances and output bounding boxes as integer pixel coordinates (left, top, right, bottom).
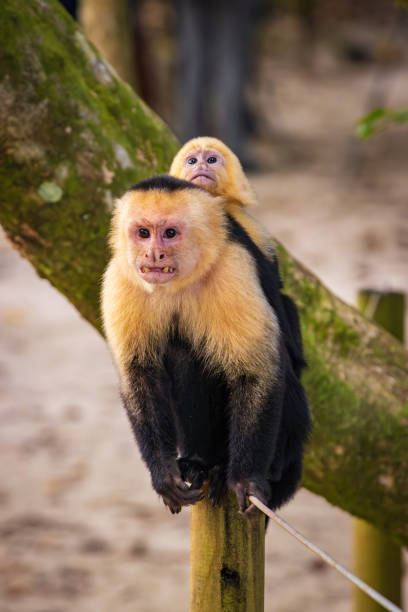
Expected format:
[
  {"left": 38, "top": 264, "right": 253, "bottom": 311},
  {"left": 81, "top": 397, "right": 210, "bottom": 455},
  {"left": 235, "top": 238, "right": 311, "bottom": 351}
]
[
  {"left": 353, "top": 290, "right": 404, "bottom": 612},
  {"left": 190, "top": 491, "right": 265, "bottom": 612}
]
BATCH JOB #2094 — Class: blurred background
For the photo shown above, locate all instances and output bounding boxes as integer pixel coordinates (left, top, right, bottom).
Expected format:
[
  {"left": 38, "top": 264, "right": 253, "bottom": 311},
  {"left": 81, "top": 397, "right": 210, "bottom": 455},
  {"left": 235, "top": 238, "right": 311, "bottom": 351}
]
[{"left": 1, "top": 0, "right": 408, "bottom": 610}]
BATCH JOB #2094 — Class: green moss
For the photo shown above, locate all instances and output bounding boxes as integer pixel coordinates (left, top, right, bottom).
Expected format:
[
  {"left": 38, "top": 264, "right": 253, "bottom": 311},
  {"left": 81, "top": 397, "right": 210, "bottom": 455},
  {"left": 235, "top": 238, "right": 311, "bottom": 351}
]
[
  {"left": 277, "top": 244, "right": 360, "bottom": 357},
  {"left": 302, "top": 347, "right": 408, "bottom": 542}
]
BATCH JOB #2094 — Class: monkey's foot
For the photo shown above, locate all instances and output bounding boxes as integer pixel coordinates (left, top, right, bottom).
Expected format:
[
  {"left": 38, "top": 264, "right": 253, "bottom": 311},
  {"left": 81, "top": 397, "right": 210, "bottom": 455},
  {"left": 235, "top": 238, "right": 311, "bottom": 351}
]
[
  {"left": 208, "top": 465, "right": 228, "bottom": 507},
  {"left": 230, "top": 478, "right": 271, "bottom": 516},
  {"left": 177, "top": 456, "right": 208, "bottom": 490}
]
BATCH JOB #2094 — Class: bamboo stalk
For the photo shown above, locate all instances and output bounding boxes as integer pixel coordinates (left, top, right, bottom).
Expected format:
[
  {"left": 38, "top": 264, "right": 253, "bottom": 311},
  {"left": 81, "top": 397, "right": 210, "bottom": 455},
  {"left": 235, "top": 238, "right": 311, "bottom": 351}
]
[{"left": 353, "top": 290, "right": 404, "bottom": 612}]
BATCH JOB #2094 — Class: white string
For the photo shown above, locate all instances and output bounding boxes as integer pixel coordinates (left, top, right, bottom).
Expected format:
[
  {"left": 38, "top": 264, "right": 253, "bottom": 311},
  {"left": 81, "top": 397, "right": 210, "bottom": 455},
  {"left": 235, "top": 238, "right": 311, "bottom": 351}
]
[{"left": 249, "top": 495, "right": 404, "bottom": 612}]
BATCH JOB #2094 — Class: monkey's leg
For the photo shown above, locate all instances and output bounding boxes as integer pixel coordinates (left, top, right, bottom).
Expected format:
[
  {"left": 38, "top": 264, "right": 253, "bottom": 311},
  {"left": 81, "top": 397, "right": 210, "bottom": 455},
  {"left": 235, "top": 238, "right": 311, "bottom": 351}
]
[
  {"left": 207, "top": 394, "right": 229, "bottom": 507},
  {"left": 208, "top": 464, "right": 228, "bottom": 507},
  {"left": 227, "top": 372, "right": 285, "bottom": 515},
  {"left": 267, "top": 372, "right": 311, "bottom": 510}
]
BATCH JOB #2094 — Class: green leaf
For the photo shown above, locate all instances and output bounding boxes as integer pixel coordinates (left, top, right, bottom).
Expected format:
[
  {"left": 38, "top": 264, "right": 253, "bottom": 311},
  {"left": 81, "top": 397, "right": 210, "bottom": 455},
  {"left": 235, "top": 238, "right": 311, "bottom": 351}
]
[{"left": 356, "top": 106, "right": 408, "bottom": 139}]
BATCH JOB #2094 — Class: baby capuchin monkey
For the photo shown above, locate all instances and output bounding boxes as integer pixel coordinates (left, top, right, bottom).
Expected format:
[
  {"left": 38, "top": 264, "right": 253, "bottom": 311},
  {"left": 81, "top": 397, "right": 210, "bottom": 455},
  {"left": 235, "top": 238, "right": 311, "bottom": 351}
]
[
  {"left": 102, "top": 175, "right": 310, "bottom": 516},
  {"left": 169, "top": 136, "right": 263, "bottom": 244},
  {"left": 170, "top": 136, "right": 306, "bottom": 379}
]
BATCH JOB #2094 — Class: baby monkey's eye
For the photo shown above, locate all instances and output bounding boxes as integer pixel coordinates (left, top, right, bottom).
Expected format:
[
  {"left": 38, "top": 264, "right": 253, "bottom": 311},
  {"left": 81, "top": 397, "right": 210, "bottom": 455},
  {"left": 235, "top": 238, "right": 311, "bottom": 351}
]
[
  {"left": 187, "top": 157, "right": 197, "bottom": 165},
  {"left": 138, "top": 228, "right": 150, "bottom": 238},
  {"left": 164, "top": 228, "right": 177, "bottom": 239},
  {"left": 207, "top": 156, "right": 217, "bottom": 164}
]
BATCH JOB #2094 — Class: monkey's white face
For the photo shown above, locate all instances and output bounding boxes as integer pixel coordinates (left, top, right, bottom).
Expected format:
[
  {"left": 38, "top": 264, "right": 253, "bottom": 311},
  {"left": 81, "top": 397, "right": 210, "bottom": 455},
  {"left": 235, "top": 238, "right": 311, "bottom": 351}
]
[
  {"left": 126, "top": 215, "right": 199, "bottom": 286},
  {"left": 181, "top": 148, "right": 226, "bottom": 190},
  {"left": 116, "top": 189, "right": 222, "bottom": 291}
]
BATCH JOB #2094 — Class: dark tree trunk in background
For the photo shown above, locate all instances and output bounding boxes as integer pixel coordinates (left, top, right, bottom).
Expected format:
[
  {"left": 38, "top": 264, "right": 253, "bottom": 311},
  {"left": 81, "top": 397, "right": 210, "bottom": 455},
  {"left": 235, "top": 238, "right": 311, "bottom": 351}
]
[
  {"left": 174, "top": 0, "right": 261, "bottom": 162},
  {"left": 59, "top": 0, "right": 77, "bottom": 20},
  {"left": 79, "top": 0, "right": 137, "bottom": 89}
]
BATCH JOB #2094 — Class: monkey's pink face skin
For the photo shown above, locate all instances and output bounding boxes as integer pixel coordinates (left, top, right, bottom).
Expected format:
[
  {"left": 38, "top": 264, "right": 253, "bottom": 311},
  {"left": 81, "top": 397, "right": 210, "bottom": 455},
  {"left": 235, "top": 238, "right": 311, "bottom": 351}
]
[
  {"left": 182, "top": 148, "right": 226, "bottom": 189},
  {"left": 128, "top": 218, "right": 196, "bottom": 284}
]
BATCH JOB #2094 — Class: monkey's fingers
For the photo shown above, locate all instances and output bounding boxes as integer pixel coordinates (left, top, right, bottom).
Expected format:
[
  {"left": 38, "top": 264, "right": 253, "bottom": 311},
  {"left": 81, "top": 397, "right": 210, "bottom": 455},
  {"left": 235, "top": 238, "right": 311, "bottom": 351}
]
[
  {"left": 162, "top": 496, "right": 182, "bottom": 514},
  {"left": 162, "top": 489, "right": 192, "bottom": 512},
  {"left": 232, "top": 482, "right": 248, "bottom": 513},
  {"left": 161, "top": 477, "right": 186, "bottom": 511},
  {"left": 231, "top": 480, "right": 270, "bottom": 515},
  {"left": 176, "top": 488, "right": 204, "bottom": 505},
  {"left": 241, "top": 503, "right": 258, "bottom": 516},
  {"left": 173, "top": 475, "right": 204, "bottom": 498},
  {"left": 167, "top": 478, "right": 204, "bottom": 506},
  {"left": 241, "top": 481, "right": 270, "bottom": 516}
]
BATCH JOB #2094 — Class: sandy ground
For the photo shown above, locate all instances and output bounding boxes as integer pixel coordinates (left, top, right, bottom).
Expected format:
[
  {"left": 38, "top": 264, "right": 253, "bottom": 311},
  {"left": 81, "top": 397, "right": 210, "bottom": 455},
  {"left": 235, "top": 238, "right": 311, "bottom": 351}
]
[{"left": 1, "top": 27, "right": 408, "bottom": 612}]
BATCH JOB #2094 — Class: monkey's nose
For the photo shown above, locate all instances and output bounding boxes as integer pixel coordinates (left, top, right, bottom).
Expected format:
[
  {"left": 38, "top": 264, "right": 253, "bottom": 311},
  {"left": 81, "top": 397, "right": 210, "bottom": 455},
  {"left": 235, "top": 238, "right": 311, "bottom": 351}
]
[{"left": 148, "top": 249, "right": 165, "bottom": 262}]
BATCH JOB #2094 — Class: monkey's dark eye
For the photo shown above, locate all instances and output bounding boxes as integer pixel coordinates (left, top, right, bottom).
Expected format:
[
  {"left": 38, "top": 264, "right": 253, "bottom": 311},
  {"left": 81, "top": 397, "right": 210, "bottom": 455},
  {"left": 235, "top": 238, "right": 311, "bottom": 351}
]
[
  {"left": 164, "top": 228, "right": 177, "bottom": 239},
  {"left": 187, "top": 157, "right": 197, "bottom": 165},
  {"left": 207, "top": 156, "right": 217, "bottom": 164},
  {"left": 138, "top": 228, "right": 150, "bottom": 238}
]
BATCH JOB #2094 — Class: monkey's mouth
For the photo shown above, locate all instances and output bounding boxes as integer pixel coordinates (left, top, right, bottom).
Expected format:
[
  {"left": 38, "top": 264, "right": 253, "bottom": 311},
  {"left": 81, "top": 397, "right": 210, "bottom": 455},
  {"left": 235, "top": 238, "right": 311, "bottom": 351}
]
[
  {"left": 139, "top": 265, "right": 176, "bottom": 283},
  {"left": 191, "top": 173, "right": 215, "bottom": 185}
]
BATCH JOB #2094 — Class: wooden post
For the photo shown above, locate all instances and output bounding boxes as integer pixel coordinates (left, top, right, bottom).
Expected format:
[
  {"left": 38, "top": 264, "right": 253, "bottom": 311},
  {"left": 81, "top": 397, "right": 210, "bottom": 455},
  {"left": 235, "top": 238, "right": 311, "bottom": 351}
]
[
  {"left": 353, "top": 290, "right": 404, "bottom": 612},
  {"left": 190, "top": 491, "right": 265, "bottom": 612}
]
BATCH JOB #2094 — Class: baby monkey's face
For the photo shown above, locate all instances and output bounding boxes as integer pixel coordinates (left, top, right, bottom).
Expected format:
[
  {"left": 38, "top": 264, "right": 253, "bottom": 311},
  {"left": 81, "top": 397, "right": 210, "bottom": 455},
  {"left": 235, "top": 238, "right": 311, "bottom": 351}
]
[{"left": 180, "top": 148, "right": 226, "bottom": 190}]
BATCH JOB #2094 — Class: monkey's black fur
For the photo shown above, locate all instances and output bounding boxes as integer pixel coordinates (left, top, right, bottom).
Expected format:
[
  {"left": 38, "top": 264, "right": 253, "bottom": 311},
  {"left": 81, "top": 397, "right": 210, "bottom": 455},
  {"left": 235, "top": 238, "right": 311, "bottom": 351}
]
[
  {"left": 118, "top": 176, "right": 310, "bottom": 512},
  {"left": 226, "top": 214, "right": 307, "bottom": 378},
  {"left": 129, "top": 174, "right": 203, "bottom": 193}
]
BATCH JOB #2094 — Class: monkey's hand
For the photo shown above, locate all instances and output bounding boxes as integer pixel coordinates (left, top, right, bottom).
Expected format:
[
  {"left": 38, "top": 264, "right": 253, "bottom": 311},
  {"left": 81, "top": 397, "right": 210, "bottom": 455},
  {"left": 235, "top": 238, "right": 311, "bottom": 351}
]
[
  {"left": 177, "top": 457, "right": 209, "bottom": 490},
  {"left": 208, "top": 465, "right": 228, "bottom": 507},
  {"left": 153, "top": 461, "right": 204, "bottom": 515},
  {"left": 230, "top": 478, "right": 271, "bottom": 516}
]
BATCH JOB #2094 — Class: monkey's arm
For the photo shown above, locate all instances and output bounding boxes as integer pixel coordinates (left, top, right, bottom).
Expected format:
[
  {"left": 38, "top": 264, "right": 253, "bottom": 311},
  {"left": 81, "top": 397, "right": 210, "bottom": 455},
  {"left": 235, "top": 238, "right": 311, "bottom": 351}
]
[
  {"left": 121, "top": 364, "right": 204, "bottom": 514},
  {"left": 102, "top": 260, "right": 204, "bottom": 514},
  {"left": 227, "top": 372, "right": 284, "bottom": 514}
]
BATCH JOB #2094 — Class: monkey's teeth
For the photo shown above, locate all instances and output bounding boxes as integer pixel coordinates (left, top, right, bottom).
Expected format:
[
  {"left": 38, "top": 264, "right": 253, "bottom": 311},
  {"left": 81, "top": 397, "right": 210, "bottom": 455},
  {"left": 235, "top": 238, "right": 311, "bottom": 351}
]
[{"left": 140, "top": 266, "right": 174, "bottom": 274}]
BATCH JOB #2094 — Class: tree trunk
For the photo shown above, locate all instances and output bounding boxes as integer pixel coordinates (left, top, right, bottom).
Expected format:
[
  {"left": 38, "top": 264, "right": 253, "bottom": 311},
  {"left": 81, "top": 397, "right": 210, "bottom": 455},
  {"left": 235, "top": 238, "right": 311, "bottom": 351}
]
[{"left": 1, "top": 0, "right": 408, "bottom": 548}]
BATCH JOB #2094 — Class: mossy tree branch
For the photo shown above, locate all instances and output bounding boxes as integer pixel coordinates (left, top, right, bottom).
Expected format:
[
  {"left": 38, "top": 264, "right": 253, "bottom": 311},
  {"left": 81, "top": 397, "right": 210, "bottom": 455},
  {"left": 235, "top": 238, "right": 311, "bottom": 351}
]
[
  {"left": 1, "top": 0, "right": 408, "bottom": 547},
  {"left": 0, "top": 0, "right": 179, "bottom": 329}
]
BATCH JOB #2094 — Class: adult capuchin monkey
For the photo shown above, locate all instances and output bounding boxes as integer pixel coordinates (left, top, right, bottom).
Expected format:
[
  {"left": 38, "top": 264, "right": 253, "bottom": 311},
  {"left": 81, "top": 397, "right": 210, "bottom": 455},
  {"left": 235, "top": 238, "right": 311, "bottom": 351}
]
[
  {"left": 170, "top": 136, "right": 305, "bottom": 379},
  {"left": 102, "top": 175, "right": 310, "bottom": 516}
]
